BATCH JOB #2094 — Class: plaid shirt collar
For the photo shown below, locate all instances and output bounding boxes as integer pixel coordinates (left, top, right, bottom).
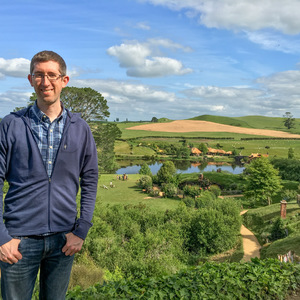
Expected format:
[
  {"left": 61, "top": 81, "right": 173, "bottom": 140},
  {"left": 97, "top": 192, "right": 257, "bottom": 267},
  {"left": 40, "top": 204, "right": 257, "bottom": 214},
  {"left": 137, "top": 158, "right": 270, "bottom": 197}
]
[{"left": 31, "top": 101, "right": 66, "bottom": 124}]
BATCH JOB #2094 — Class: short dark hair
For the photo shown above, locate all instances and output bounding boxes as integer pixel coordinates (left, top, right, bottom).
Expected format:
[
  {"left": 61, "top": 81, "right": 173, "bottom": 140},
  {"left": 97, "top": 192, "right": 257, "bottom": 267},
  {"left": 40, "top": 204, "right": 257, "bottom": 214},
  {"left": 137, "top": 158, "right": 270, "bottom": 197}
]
[{"left": 30, "top": 50, "right": 67, "bottom": 75}]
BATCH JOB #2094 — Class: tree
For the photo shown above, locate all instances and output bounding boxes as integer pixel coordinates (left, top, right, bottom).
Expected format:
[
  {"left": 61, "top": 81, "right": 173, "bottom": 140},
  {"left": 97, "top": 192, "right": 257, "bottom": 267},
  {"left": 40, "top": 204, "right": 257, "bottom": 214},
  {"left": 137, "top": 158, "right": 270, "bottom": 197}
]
[
  {"left": 198, "top": 143, "right": 208, "bottom": 155},
  {"left": 151, "top": 117, "right": 158, "bottom": 123},
  {"left": 29, "top": 86, "right": 110, "bottom": 122},
  {"left": 157, "top": 161, "right": 177, "bottom": 184},
  {"left": 244, "top": 157, "right": 282, "bottom": 206},
  {"left": 139, "top": 163, "right": 152, "bottom": 176},
  {"left": 288, "top": 147, "right": 295, "bottom": 159},
  {"left": 93, "top": 122, "right": 121, "bottom": 173},
  {"left": 283, "top": 112, "right": 295, "bottom": 130}
]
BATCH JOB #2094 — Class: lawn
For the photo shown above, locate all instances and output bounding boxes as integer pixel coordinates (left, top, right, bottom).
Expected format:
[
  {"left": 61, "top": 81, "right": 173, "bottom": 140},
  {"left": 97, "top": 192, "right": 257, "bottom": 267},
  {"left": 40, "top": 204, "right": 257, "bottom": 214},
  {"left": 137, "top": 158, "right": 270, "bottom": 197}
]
[{"left": 98, "top": 174, "right": 181, "bottom": 211}]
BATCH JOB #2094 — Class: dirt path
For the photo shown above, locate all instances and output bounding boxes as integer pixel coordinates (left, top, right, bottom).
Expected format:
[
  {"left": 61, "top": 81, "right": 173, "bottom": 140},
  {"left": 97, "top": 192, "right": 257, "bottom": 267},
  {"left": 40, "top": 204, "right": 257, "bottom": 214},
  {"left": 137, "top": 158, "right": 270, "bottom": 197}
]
[
  {"left": 127, "top": 120, "right": 300, "bottom": 138},
  {"left": 240, "top": 210, "right": 261, "bottom": 262}
]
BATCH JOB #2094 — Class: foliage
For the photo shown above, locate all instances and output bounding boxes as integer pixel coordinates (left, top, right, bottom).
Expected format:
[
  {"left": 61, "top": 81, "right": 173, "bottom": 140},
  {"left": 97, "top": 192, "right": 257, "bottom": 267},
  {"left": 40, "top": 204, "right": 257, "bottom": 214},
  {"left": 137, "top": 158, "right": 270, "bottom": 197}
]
[
  {"left": 151, "top": 117, "right": 158, "bottom": 122},
  {"left": 198, "top": 142, "right": 208, "bottom": 155},
  {"left": 30, "top": 87, "right": 110, "bottom": 122},
  {"left": 161, "top": 183, "right": 177, "bottom": 198},
  {"left": 288, "top": 147, "right": 295, "bottom": 159},
  {"left": 157, "top": 161, "right": 177, "bottom": 184},
  {"left": 138, "top": 162, "right": 152, "bottom": 176},
  {"left": 271, "top": 158, "right": 300, "bottom": 181},
  {"left": 93, "top": 123, "right": 122, "bottom": 173},
  {"left": 270, "top": 218, "right": 286, "bottom": 241},
  {"left": 244, "top": 157, "right": 282, "bottom": 206},
  {"left": 176, "top": 145, "right": 190, "bottom": 159},
  {"left": 209, "top": 184, "right": 221, "bottom": 197},
  {"left": 187, "top": 199, "right": 241, "bottom": 254},
  {"left": 66, "top": 259, "right": 300, "bottom": 300},
  {"left": 282, "top": 189, "right": 298, "bottom": 202},
  {"left": 183, "top": 185, "right": 202, "bottom": 198},
  {"left": 137, "top": 175, "right": 152, "bottom": 190},
  {"left": 283, "top": 112, "right": 296, "bottom": 129}
]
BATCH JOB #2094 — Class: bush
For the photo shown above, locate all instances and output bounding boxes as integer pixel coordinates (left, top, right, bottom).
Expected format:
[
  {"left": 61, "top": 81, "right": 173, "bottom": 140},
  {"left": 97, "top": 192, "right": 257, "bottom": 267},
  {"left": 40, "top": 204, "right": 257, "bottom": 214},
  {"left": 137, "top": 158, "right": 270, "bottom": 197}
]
[
  {"left": 67, "top": 259, "right": 300, "bottom": 300},
  {"left": 139, "top": 163, "right": 152, "bottom": 176},
  {"left": 181, "top": 197, "right": 195, "bottom": 208},
  {"left": 270, "top": 218, "right": 286, "bottom": 241},
  {"left": 208, "top": 184, "right": 221, "bottom": 197},
  {"left": 137, "top": 175, "right": 152, "bottom": 190},
  {"left": 183, "top": 185, "right": 202, "bottom": 198},
  {"left": 161, "top": 183, "right": 177, "bottom": 198}
]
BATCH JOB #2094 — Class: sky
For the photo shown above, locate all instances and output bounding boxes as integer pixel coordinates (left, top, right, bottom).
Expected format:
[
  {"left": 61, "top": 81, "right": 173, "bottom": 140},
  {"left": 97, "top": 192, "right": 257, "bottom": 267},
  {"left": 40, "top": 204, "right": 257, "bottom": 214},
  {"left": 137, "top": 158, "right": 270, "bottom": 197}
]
[{"left": 1, "top": 0, "right": 300, "bottom": 121}]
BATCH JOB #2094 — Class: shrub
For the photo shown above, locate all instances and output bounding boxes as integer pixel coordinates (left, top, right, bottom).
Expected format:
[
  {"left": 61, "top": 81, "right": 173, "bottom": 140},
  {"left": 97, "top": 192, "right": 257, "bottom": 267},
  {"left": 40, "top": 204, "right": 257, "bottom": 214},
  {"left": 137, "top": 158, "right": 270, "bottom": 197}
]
[
  {"left": 209, "top": 184, "right": 221, "bottom": 197},
  {"left": 270, "top": 218, "right": 286, "bottom": 241},
  {"left": 181, "top": 197, "right": 195, "bottom": 208},
  {"left": 183, "top": 185, "right": 202, "bottom": 198},
  {"left": 161, "top": 183, "right": 177, "bottom": 198},
  {"left": 139, "top": 163, "right": 152, "bottom": 176},
  {"left": 137, "top": 175, "right": 152, "bottom": 190}
]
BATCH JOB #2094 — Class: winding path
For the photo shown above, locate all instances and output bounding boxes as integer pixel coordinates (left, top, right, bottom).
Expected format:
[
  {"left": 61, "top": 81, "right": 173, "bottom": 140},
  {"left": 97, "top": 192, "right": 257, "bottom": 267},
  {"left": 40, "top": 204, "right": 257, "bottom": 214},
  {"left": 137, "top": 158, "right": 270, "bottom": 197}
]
[{"left": 240, "top": 210, "right": 261, "bottom": 261}]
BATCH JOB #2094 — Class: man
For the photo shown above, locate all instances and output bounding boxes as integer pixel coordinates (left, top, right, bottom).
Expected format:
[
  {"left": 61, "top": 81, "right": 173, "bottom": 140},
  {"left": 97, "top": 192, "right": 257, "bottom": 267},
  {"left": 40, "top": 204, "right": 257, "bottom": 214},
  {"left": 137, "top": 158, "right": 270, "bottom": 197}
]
[{"left": 0, "top": 51, "right": 98, "bottom": 299}]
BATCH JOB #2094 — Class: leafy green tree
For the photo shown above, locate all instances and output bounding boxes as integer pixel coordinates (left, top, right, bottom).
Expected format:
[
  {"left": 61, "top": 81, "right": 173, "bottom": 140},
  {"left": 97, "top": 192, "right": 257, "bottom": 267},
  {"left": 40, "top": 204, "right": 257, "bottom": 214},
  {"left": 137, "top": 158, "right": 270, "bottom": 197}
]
[
  {"left": 270, "top": 218, "right": 286, "bottom": 241},
  {"left": 29, "top": 87, "right": 109, "bottom": 122},
  {"left": 161, "top": 183, "right": 177, "bottom": 198},
  {"left": 198, "top": 143, "right": 208, "bottom": 155},
  {"left": 176, "top": 145, "right": 190, "bottom": 159},
  {"left": 151, "top": 117, "right": 158, "bottom": 123},
  {"left": 138, "top": 175, "right": 153, "bottom": 190},
  {"left": 139, "top": 163, "right": 152, "bottom": 176},
  {"left": 288, "top": 147, "right": 295, "bottom": 159},
  {"left": 93, "top": 123, "right": 121, "bottom": 173},
  {"left": 244, "top": 157, "right": 282, "bottom": 206},
  {"left": 283, "top": 112, "right": 295, "bottom": 129},
  {"left": 157, "top": 161, "right": 176, "bottom": 184}
]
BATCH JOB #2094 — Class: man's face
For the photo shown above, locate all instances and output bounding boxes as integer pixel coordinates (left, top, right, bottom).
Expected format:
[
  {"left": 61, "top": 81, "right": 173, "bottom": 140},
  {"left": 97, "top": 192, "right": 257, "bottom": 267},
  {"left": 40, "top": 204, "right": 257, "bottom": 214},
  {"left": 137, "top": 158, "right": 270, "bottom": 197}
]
[{"left": 28, "top": 60, "right": 69, "bottom": 107}]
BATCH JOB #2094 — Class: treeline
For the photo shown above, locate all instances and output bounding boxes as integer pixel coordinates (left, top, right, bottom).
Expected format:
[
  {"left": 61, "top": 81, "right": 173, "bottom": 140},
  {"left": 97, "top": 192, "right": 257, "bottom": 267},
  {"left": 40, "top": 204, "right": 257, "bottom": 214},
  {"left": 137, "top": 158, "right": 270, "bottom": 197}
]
[
  {"left": 81, "top": 198, "right": 241, "bottom": 279},
  {"left": 117, "top": 136, "right": 235, "bottom": 141},
  {"left": 241, "top": 137, "right": 300, "bottom": 140},
  {"left": 271, "top": 158, "right": 300, "bottom": 181}
]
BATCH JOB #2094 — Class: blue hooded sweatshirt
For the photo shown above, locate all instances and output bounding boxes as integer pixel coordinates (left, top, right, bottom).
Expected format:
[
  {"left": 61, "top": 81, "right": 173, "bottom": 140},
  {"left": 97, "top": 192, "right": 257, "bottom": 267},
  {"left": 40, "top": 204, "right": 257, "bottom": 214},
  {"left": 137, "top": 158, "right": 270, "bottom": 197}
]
[{"left": 0, "top": 107, "right": 98, "bottom": 246}]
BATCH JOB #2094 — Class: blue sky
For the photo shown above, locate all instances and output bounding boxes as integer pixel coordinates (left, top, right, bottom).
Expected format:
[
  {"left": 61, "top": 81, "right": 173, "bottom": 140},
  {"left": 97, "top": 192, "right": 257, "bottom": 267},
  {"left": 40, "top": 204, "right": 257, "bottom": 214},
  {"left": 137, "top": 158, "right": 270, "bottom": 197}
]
[{"left": 1, "top": 0, "right": 300, "bottom": 121}]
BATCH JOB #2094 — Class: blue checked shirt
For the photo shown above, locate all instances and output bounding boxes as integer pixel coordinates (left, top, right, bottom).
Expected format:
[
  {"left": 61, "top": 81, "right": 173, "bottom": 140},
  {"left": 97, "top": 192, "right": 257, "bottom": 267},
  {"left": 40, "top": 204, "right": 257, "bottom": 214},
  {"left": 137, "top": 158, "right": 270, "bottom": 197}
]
[{"left": 29, "top": 103, "right": 67, "bottom": 177}]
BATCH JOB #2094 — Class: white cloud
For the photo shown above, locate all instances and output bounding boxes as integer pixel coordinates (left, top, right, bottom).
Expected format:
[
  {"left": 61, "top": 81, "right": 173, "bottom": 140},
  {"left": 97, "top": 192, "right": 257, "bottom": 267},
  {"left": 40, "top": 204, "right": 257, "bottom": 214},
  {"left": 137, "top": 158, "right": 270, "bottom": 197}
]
[
  {"left": 0, "top": 58, "right": 30, "bottom": 78},
  {"left": 107, "top": 39, "right": 192, "bottom": 78},
  {"left": 246, "top": 32, "right": 300, "bottom": 54},
  {"left": 138, "top": 0, "right": 300, "bottom": 34},
  {"left": 0, "top": 91, "right": 32, "bottom": 116},
  {"left": 136, "top": 22, "right": 151, "bottom": 30}
]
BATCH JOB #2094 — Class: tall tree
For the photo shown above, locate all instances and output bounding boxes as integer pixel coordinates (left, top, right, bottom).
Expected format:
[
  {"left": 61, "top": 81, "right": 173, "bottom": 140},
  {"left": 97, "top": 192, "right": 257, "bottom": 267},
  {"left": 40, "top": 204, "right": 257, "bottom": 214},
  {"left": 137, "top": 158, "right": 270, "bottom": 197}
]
[
  {"left": 244, "top": 157, "right": 282, "bottom": 206},
  {"left": 28, "top": 87, "right": 109, "bottom": 122},
  {"left": 139, "top": 163, "right": 152, "bottom": 176},
  {"left": 93, "top": 123, "right": 122, "bottom": 173},
  {"left": 157, "top": 161, "right": 177, "bottom": 184},
  {"left": 283, "top": 112, "right": 296, "bottom": 129}
]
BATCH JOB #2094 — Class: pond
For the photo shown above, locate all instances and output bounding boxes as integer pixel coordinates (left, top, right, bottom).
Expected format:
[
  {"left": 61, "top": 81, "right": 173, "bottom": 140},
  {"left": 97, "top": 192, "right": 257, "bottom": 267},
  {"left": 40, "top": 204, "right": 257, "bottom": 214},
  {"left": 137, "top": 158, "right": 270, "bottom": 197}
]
[{"left": 115, "top": 160, "right": 244, "bottom": 175}]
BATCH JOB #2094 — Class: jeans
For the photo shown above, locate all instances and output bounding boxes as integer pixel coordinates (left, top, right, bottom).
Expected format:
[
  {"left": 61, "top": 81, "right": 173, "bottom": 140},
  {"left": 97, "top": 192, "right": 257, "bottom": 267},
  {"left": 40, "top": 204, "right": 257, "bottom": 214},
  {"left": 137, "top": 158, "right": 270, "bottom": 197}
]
[{"left": 0, "top": 232, "right": 74, "bottom": 300}]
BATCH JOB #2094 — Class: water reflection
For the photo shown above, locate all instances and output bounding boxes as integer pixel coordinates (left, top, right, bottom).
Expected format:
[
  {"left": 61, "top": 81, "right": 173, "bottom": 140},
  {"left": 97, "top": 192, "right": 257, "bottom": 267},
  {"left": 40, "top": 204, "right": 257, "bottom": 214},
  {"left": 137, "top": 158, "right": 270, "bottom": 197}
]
[{"left": 115, "top": 160, "right": 244, "bottom": 175}]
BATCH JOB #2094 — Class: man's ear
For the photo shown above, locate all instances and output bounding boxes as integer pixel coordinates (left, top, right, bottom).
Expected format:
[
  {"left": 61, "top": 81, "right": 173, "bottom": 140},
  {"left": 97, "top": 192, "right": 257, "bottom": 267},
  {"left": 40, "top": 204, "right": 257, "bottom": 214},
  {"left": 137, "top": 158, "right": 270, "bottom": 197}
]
[
  {"left": 28, "top": 74, "right": 34, "bottom": 87},
  {"left": 62, "top": 75, "right": 70, "bottom": 88}
]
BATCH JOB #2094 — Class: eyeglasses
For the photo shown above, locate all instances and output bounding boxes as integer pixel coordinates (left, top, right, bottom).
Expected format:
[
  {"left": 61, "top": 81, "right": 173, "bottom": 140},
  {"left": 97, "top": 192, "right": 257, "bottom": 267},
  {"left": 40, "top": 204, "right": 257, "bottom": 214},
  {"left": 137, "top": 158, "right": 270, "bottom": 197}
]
[{"left": 31, "top": 73, "right": 64, "bottom": 82}]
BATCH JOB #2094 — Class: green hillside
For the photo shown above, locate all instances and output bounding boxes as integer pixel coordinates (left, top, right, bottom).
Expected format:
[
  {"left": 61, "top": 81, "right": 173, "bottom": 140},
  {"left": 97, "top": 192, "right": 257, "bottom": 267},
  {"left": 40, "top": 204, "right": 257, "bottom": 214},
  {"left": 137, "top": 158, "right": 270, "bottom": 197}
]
[{"left": 189, "top": 114, "right": 300, "bottom": 133}]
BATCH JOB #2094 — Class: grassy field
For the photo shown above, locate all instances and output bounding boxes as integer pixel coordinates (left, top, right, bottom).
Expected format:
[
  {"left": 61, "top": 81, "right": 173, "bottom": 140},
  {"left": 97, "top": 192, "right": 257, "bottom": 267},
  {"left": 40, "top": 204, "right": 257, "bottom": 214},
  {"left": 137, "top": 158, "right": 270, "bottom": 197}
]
[
  {"left": 190, "top": 114, "right": 300, "bottom": 133},
  {"left": 98, "top": 174, "right": 181, "bottom": 211},
  {"left": 113, "top": 115, "right": 300, "bottom": 159}
]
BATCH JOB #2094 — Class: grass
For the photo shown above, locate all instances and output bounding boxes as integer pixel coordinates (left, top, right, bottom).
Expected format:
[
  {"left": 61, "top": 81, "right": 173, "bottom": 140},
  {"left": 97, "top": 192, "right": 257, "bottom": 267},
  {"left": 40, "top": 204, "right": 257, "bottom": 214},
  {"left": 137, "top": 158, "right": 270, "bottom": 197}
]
[
  {"left": 242, "top": 200, "right": 300, "bottom": 257},
  {"left": 189, "top": 115, "right": 300, "bottom": 134},
  {"left": 98, "top": 174, "right": 181, "bottom": 211}
]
